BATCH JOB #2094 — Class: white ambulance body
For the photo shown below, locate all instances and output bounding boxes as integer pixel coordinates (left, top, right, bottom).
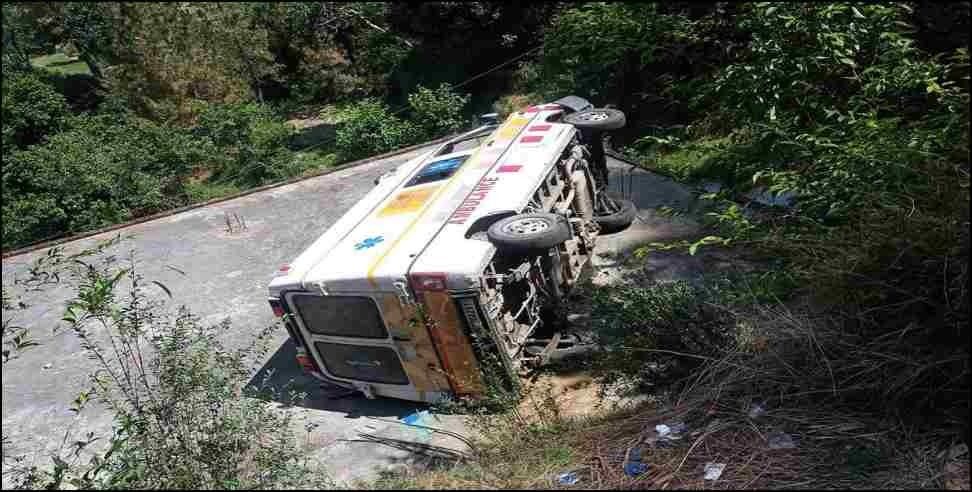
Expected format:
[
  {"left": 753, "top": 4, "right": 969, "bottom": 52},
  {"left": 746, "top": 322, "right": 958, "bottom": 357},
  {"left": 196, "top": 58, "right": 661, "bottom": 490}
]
[{"left": 267, "top": 97, "right": 632, "bottom": 403}]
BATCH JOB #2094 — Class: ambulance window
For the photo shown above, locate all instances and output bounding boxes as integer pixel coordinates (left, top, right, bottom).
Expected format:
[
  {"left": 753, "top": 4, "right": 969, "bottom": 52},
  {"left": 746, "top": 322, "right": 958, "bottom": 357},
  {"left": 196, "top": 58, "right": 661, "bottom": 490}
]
[
  {"left": 290, "top": 295, "right": 387, "bottom": 339},
  {"left": 405, "top": 155, "right": 469, "bottom": 187}
]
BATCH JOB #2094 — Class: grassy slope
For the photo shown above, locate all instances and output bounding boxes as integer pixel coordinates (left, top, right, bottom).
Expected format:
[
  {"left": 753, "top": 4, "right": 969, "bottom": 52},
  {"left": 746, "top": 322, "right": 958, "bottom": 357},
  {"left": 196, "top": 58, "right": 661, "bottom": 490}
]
[
  {"left": 31, "top": 53, "right": 91, "bottom": 76},
  {"left": 365, "top": 136, "right": 966, "bottom": 489}
]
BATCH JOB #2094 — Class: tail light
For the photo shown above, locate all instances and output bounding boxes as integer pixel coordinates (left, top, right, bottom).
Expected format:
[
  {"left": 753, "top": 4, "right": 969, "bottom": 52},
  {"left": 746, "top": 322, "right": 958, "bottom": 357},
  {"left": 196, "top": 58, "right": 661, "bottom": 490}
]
[
  {"left": 268, "top": 299, "right": 286, "bottom": 317},
  {"left": 410, "top": 272, "right": 447, "bottom": 292},
  {"left": 295, "top": 348, "right": 316, "bottom": 373}
]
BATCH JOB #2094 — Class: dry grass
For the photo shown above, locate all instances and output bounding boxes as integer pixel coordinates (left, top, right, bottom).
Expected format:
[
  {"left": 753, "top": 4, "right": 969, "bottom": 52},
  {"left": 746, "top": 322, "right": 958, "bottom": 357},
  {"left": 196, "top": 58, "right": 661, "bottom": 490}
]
[{"left": 368, "top": 296, "right": 963, "bottom": 490}]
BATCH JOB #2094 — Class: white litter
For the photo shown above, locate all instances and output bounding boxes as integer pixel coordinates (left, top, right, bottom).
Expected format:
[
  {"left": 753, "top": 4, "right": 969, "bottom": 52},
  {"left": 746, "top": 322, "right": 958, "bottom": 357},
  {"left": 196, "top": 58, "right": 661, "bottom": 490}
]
[
  {"left": 654, "top": 421, "right": 686, "bottom": 441},
  {"left": 767, "top": 431, "right": 796, "bottom": 449},
  {"left": 703, "top": 462, "right": 726, "bottom": 480},
  {"left": 748, "top": 403, "right": 766, "bottom": 419},
  {"left": 42, "top": 363, "right": 53, "bottom": 370}
]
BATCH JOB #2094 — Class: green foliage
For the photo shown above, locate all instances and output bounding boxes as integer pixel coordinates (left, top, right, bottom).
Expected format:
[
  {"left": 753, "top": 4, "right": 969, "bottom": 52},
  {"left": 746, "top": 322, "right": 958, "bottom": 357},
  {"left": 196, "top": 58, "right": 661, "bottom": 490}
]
[
  {"left": 2, "top": 115, "right": 208, "bottom": 249},
  {"left": 183, "top": 181, "right": 243, "bottom": 204},
  {"left": 589, "top": 280, "right": 734, "bottom": 394},
  {"left": 544, "top": 4, "right": 679, "bottom": 98},
  {"left": 407, "top": 83, "right": 471, "bottom": 138},
  {"left": 2, "top": 3, "right": 61, "bottom": 74},
  {"left": 591, "top": 1, "right": 968, "bottom": 434},
  {"left": 1, "top": 71, "right": 71, "bottom": 150},
  {"left": 491, "top": 92, "right": 544, "bottom": 119},
  {"left": 193, "top": 102, "right": 300, "bottom": 187},
  {"left": 697, "top": 3, "right": 969, "bottom": 222},
  {"left": 5, "top": 253, "right": 328, "bottom": 489},
  {"left": 335, "top": 98, "right": 422, "bottom": 160}
]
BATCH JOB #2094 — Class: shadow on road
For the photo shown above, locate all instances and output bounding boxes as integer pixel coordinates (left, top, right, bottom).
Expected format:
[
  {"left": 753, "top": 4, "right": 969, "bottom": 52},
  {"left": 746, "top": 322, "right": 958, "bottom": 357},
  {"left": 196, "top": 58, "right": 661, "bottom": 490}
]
[{"left": 246, "top": 338, "right": 428, "bottom": 420}]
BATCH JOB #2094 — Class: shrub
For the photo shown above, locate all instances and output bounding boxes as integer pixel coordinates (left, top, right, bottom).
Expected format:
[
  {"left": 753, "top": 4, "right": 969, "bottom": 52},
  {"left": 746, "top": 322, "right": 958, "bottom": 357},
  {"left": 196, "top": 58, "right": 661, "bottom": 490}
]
[
  {"left": 334, "top": 98, "right": 422, "bottom": 160},
  {"left": 1, "top": 71, "right": 71, "bottom": 151},
  {"left": 5, "top": 252, "right": 328, "bottom": 489},
  {"left": 589, "top": 279, "right": 737, "bottom": 394},
  {"left": 407, "top": 83, "right": 471, "bottom": 138},
  {"left": 193, "top": 102, "right": 299, "bottom": 187},
  {"left": 599, "top": 2, "right": 969, "bottom": 439},
  {"left": 492, "top": 93, "right": 544, "bottom": 120},
  {"left": 41, "top": 71, "right": 104, "bottom": 113},
  {"left": 540, "top": 3, "right": 707, "bottom": 110},
  {"left": 2, "top": 115, "right": 209, "bottom": 249}
]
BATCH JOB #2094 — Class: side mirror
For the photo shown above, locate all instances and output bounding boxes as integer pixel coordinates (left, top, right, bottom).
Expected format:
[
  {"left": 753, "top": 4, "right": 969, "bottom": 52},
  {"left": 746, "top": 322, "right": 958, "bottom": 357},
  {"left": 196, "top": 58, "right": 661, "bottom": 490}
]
[{"left": 479, "top": 113, "right": 499, "bottom": 126}]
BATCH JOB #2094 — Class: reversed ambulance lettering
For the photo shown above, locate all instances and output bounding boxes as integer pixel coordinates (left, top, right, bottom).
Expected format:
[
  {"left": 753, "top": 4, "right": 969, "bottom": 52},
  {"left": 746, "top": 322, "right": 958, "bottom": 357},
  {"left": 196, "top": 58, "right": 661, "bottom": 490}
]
[{"left": 447, "top": 177, "right": 499, "bottom": 225}]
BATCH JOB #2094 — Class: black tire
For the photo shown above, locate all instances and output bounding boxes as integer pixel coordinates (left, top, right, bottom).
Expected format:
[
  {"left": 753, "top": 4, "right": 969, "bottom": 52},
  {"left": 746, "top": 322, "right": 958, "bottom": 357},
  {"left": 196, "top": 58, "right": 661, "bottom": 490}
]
[
  {"left": 487, "top": 213, "right": 571, "bottom": 252},
  {"left": 563, "top": 108, "right": 627, "bottom": 131},
  {"left": 595, "top": 195, "right": 636, "bottom": 235}
]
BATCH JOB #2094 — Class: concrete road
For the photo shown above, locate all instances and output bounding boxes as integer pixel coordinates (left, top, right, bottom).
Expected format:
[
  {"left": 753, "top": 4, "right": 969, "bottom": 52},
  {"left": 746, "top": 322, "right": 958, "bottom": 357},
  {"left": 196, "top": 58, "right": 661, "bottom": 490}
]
[{"left": 1, "top": 143, "right": 701, "bottom": 486}]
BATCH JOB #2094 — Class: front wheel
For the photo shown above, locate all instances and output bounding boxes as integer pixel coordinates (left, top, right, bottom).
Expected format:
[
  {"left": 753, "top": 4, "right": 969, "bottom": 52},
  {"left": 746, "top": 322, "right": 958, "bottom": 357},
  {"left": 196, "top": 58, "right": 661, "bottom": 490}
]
[{"left": 487, "top": 213, "right": 572, "bottom": 252}]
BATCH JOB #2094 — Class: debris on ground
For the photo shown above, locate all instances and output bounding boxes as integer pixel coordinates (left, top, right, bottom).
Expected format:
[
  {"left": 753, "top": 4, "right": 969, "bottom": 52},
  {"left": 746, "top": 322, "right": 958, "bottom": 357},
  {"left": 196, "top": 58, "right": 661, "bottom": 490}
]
[
  {"left": 624, "top": 461, "right": 649, "bottom": 477},
  {"left": 623, "top": 446, "right": 650, "bottom": 477},
  {"left": 766, "top": 431, "right": 796, "bottom": 449},
  {"left": 943, "top": 444, "right": 970, "bottom": 490},
  {"left": 556, "top": 471, "right": 580, "bottom": 485},
  {"left": 647, "top": 421, "right": 688, "bottom": 447},
  {"left": 703, "top": 462, "right": 726, "bottom": 481},
  {"left": 401, "top": 410, "right": 434, "bottom": 438},
  {"left": 747, "top": 403, "right": 767, "bottom": 419}
]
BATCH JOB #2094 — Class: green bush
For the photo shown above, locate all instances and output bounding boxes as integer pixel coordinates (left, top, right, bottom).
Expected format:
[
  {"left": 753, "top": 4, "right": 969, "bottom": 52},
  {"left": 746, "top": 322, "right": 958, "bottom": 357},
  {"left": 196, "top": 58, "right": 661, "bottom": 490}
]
[
  {"left": 334, "top": 98, "right": 422, "bottom": 160},
  {"left": 2, "top": 115, "right": 208, "bottom": 249},
  {"left": 589, "top": 280, "right": 735, "bottom": 394},
  {"left": 407, "top": 83, "right": 471, "bottom": 139},
  {"left": 1, "top": 71, "right": 71, "bottom": 151},
  {"left": 193, "top": 102, "right": 299, "bottom": 187},
  {"left": 5, "top": 252, "right": 328, "bottom": 489},
  {"left": 700, "top": 3, "right": 969, "bottom": 221},
  {"left": 595, "top": 2, "right": 969, "bottom": 435},
  {"left": 540, "top": 3, "right": 705, "bottom": 107}
]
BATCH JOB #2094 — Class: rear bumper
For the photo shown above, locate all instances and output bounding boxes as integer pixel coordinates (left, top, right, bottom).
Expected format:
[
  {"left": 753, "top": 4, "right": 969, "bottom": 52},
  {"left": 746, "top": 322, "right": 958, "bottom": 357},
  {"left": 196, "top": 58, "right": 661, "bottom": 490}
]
[{"left": 305, "top": 369, "right": 451, "bottom": 403}]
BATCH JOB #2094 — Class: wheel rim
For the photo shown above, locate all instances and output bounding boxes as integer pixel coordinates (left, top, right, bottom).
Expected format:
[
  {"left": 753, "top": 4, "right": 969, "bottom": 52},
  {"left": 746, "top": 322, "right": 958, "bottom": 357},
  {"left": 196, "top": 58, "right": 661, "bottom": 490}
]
[{"left": 502, "top": 217, "right": 551, "bottom": 235}]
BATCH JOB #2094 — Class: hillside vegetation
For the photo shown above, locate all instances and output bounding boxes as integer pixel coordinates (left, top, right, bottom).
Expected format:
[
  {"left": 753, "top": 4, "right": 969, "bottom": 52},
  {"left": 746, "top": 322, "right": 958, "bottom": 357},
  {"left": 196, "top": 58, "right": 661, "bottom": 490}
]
[{"left": 2, "top": 2, "right": 968, "bottom": 489}]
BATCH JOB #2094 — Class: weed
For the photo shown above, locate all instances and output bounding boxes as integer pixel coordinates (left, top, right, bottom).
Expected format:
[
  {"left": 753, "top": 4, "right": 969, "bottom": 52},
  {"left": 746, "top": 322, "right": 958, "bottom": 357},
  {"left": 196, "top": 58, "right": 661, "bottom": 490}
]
[{"left": 3, "top": 250, "right": 329, "bottom": 489}]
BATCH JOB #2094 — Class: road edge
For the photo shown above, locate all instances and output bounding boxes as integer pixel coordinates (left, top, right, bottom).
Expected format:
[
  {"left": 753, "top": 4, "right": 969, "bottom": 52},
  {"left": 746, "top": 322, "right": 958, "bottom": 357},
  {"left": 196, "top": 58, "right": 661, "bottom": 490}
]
[{"left": 2, "top": 134, "right": 458, "bottom": 260}]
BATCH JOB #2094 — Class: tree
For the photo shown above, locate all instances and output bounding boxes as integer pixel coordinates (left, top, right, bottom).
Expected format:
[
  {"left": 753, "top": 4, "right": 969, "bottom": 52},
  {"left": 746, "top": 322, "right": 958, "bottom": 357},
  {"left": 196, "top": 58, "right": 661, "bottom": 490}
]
[
  {"left": 59, "top": 2, "right": 118, "bottom": 79},
  {"left": 1, "top": 3, "right": 60, "bottom": 74}
]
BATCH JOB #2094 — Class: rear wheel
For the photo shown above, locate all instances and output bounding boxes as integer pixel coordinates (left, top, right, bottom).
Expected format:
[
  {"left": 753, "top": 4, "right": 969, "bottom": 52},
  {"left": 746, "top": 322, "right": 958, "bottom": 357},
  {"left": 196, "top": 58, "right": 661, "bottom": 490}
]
[
  {"left": 594, "top": 193, "right": 636, "bottom": 235},
  {"left": 487, "top": 213, "right": 572, "bottom": 252}
]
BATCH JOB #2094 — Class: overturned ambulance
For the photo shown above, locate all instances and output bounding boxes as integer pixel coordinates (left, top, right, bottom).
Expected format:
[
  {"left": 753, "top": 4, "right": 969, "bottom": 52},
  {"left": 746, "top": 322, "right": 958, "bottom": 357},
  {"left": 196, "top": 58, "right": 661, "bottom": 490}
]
[{"left": 267, "top": 96, "right": 634, "bottom": 403}]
